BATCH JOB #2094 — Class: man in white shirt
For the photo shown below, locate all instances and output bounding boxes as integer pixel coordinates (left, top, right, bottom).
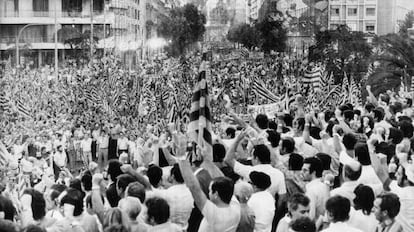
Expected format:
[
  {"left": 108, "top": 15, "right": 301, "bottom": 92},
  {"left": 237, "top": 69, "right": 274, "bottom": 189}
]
[
  {"left": 301, "top": 157, "right": 330, "bottom": 220},
  {"left": 276, "top": 193, "right": 310, "bottom": 232},
  {"left": 81, "top": 131, "right": 93, "bottom": 167},
  {"left": 247, "top": 171, "right": 275, "bottom": 232},
  {"left": 97, "top": 129, "right": 109, "bottom": 170},
  {"left": 53, "top": 145, "right": 67, "bottom": 169},
  {"left": 178, "top": 159, "right": 240, "bottom": 232},
  {"left": 354, "top": 143, "right": 383, "bottom": 195},
  {"left": 321, "top": 195, "right": 362, "bottom": 232},
  {"left": 330, "top": 162, "right": 362, "bottom": 204},
  {"left": 117, "top": 131, "right": 129, "bottom": 156}
]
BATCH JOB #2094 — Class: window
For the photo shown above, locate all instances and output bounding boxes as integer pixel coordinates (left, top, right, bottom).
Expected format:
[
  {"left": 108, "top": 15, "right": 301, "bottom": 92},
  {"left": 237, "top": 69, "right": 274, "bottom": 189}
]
[
  {"left": 366, "top": 24, "right": 375, "bottom": 32},
  {"left": 331, "top": 7, "right": 340, "bottom": 16},
  {"left": 33, "top": 0, "right": 48, "bottom": 11},
  {"left": 366, "top": 8, "right": 375, "bottom": 16},
  {"left": 348, "top": 8, "right": 357, "bottom": 16}
]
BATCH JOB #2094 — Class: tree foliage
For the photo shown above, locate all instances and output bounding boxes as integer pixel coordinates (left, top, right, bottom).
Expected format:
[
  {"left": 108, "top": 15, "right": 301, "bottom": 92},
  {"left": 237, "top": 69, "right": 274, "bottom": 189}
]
[
  {"left": 398, "top": 10, "right": 414, "bottom": 36},
  {"left": 227, "top": 23, "right": 260, "bottom": 49},
  {"left": 157, "top": 3, "right": 206, "bottom": 57},
  {"left": 255, "top": 16, "right": 288, "bottom": 53},
  {"left": 58, "top": 27, "right": 98, "bottom": 64},
  {"left": 311, "top": 25, "right": 372, "bottom": 83}
]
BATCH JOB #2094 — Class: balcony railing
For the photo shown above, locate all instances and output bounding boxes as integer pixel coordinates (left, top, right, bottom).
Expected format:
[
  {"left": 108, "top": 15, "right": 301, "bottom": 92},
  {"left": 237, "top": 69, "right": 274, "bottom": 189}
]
[{"left": 0, "top": 10, "right": 105, "bottom": 18}]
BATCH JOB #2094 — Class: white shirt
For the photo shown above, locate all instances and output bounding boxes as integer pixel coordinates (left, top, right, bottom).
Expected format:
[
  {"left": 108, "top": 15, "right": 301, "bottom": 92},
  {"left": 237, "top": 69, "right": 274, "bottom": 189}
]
[
  {"left": 234, "top": 161, "right": 287, "bottom": 197},
  {"left": 330, "top": 181, "right": 360, "bottom": 204},
  {"left": 321, "top": 221, "right": 363, "bottom": 232},
  {"left": 118, "top": 137, "right": 129, "bottom": 150},
  {"left": 247, "top": 190, "right": 275, "bottom": 232},
  {"left": 293, "top": 137, "right": 318, "bottom": 158},
  {"left": 390, "top": 181, "right": 414, "bottom": 231},
  {"left": 53, "top": 151, "right": 67, "bottom": 167},
  {"left": 98, "top": 135, "right": 109, "bottom": 148},
  {"left": 198, "top": 198, "right": 241, "bottom": 232},
  {"left": 276, "top": 215, "right": 291, "bottom": 232},
  {"left": 81, "top": 138, "right": 92, "bottom": 152},
  {"left": 358, "top": 165, "right": 383, "bottom": 196},
  {"left": 348, "top": 208, "right": 378, "bottom": 232},
  {"left": 305, "top": 178, "right": 330, "bottom": 220}
]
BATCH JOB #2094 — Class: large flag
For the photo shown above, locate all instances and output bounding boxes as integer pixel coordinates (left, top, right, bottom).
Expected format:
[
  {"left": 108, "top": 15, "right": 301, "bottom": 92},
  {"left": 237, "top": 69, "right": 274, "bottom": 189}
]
[
  {"left": 342, "top": 73, "right": 350, "bottom": 103},
  {"left": 188, "top": 60, "right": 213, "bottom": 161},
  {"left": 15, "top": 98, "right": 31, "bottom": 118},
  {"left": 0, "top": 93, "right": 12, "bottom": 113},
  {"left": 303, "top": 65, "right": 323, "bottom": 91},
  {"left": 252, "top": 77, "right": 281, "bottom": 103},
  {"left": 350, "top": 76, "right": 362, "bottom": 106}
]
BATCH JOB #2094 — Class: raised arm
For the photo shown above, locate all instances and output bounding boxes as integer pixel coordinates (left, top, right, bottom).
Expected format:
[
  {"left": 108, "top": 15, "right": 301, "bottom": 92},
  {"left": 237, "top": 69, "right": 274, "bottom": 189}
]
[
  {"left": 120, "top": 164, "right": 152, "bottom": 190},
  {"left": 224, "top": 130, "right": 246, "bottom": 168},
  {"left": 178, "top": 159, "right": 208, "bottom": 210}
]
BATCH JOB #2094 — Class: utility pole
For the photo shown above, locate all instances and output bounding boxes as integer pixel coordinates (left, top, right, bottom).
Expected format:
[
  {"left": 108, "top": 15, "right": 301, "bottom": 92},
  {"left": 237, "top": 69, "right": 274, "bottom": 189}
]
[{"left": 91, "top": 0, "right": 94, "bottom": 59}]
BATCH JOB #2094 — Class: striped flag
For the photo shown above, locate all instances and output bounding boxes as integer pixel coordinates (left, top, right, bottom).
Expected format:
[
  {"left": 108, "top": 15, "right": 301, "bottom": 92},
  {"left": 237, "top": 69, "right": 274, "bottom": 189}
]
[
  {"left": 0, "top": 93, "right": 12, "bottom": 113},
  {"left": 0, "top": 141, "right": 12, "bottom": 167},
  {"left": 303, "top": 66, "right": 323, "bottom": 91},
  {"left": 188, "top": 61, "right": 213, "bottom": 161},
  {"left": 411, "top": 76, "right": 414, "bottom": 92},
  {"left": 342, "top": 73, "right": 350, "bottom": 103},
  {"left": 240, "top": 48, "right": 249, "bottom": 58},
  {"left": 252, "top": 77, "right": 281, "bottom": 103},
  {"left": 15, "top": 98, "right": 31, "bottom": 118},
  {"left": 350, "top": 76, "right": 362, "bottom": 106}
]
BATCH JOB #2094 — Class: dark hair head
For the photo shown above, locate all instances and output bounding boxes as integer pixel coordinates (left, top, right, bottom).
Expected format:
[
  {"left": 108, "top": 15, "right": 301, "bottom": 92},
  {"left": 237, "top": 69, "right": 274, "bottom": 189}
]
[
  {"left": 256, "top": 114, "right": 269, "bottom": 129},
  {"left": 69, "top": 179, "right": 83, "bottom": 193},
  {"left": 365, "top": 103, "right": 375, "bottom": 113},
  {"left": 0, "top": 219, "right": 18, "bottom": 232},
  {"left": 343, "top": 110, "right": 354, "bottom": 121},
  {"left": 309, "top": 126, "right": 321, "bottom": 140},
  {"left": 225, "top": 127, "right": 236, "bottom": 138},
  {"left": 315, "top": 153, "right": 331, "bottom": 171},
  {"left": 281, "top": 137, "right": 295, "bottom": 154},
  {"left": 127, "top": 182, "right": 146, "bottom": 203},
  {"left": 344, "top": 164, "right": 362, "bottom": 181},
  {"left": 303, "top": 157, "right": 323, "bottom": 178},
  {"left": 171, "top": 163, "right": 184, "bottom": 183},
  {"left": 81, "top": 173, "right": 92, "bottom": 192},
  {"left": 326, "top": 195, "right": 350, "bottom": 222},
  {"left": 379, "top": 94, "right": 390, "bottom": 105},
  {"left": 326, "top": 121, "right": 338, "bottom": 137},
  {"left": 353, "top": 184, "right": 375, "bottom": 215},
  {"left": 407, "top": 98, "right": 413, "bottom": 107},
  {"left": 146, "top": 197, "right": 170, "bottom": 225},
  {"left": 388, "top": 127, "right": 404, "bottom": 144},
  {"left": 373, "top": 108, "right": 385, "bottom": 121},
  {"left": 399, "top": 120, "right": 414, "bottom": 139},
  {"left": 377, "top": 192, "right": 401, "bottom": 219},
  {"left": 338, "top": 105, "right": 350, "bottom": 114},
  {"left": 289, "top": 153, "right": 304, "bottom": 171},
  {"left": 288, "top": 193, "right": 310, "bottom": 211},
  {"left": 284, "top": 113, "right": 294, "bottom": 127},
  {"left": 289, "top": 217, "right": 316, "bottom": 232},
  {"left": 252, "top": 144, "right": 271, "bottom": 164},
  {"left": 266, "top": 130, "right": 281, "bottom": 148},
  {"left": 0, "top": 195, "right": 16, "bottom": 221},
  {"left": 107, "top": 160, "right": 123, "bottom": 182},
  {"left": 295, "top": 118, "right": 305, "bottom": 132},
  {"left": 116, "top": 174, "right": 137, "bottom": 194},
  {"left": 147, "top": 165, "right": 163, "bottom": 187},
  {"left": 345, "top": 103, "right": 354, "bottom": 111},
  {"left": 268, "top": 121, "right": 277, "bottom": 130},
  {"left": 22, "top": 189, "right": 46, "bottom": 221},
  {"left": 60, "top": 188, "right": 84, "bottom": 216},
  {"left": 355, "top": 143, "right": 371, "bottom": 165},
  {"left": 342, "top": 133, "right": 357, "bottom": 150},
  {"left": 211, "top": 176, "right": 234, "bottom": 204},
  {"left": 213, "top": 143, "right": 226, "bottom": 162},
  {"left": 249, "top": 171, "right": 271, "bottom": 190},
  {"left": 353, "top": 109, "right": 361, "bottom": 117}
]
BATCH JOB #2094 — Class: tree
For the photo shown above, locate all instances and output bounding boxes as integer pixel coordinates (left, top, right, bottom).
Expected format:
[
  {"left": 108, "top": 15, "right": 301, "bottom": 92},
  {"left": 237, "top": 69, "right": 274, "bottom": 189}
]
[
  {"left": 312, "top": 25, "right": 372, "bottom": 84},
  {"left": 157, "top": 3, "right": 206, "bottom": 57},
  {"left": 398, "top": 11, "right": 414, "bottom": 36},
  {"left": 58, "top": 27, "right": 99, "bottom": 64},
  {"left": 227, "top": 23, "right": 260, "bottom": 49},
  {"left": 255, "top": 15, "right": 288, "bottom": 53},
  {"left": 368, "top": 33, "right": 414, "bottom": 96}
]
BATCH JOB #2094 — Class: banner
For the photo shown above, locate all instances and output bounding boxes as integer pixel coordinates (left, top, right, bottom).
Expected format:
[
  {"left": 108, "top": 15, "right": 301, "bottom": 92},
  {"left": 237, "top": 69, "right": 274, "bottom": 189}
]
[{"left": 247, "top": 102, "right": 283, "bottom": 118}]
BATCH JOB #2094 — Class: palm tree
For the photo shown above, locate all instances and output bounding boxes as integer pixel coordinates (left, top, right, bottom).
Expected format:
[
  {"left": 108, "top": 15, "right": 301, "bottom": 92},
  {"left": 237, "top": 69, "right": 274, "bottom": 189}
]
[{"left": 368, "top": 34, "right": 414, "bottom": 95}]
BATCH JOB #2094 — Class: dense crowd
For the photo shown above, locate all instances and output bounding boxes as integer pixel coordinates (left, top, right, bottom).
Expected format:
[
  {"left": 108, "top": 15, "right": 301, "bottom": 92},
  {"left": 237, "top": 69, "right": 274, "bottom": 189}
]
[{"left": 0, "top": 53, "right": 413, "bottom": 232}]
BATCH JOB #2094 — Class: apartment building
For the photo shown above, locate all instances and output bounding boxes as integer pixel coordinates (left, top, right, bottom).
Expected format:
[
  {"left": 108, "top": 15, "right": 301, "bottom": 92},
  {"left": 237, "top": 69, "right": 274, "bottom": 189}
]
[
  {"left": 328, "top": 0, "right": 378, "bottom": 34},
  {"left": 377, "top": 0, "right": 414, "bottom": 35},
  {"left": 0, "top": 0, "right": 144, "bottom": 67}
]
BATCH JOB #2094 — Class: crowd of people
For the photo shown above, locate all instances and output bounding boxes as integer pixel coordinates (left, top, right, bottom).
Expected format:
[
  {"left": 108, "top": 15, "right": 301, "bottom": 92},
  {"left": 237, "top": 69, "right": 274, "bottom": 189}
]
[{"left": 0, "top": 52, "right": 413, "bottom": 232}]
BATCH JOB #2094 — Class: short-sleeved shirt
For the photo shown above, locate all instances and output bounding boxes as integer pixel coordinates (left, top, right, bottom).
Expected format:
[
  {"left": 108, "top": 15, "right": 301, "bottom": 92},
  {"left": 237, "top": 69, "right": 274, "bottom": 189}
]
[
  {"left": 234, "top": 161, "right": 287, "bottom": 197},
  {"left": 198, "top": 199, "right": 241, "bottom": 232},
  {"left": 390, "top": 181, "right": 414, "bottom": 231}
]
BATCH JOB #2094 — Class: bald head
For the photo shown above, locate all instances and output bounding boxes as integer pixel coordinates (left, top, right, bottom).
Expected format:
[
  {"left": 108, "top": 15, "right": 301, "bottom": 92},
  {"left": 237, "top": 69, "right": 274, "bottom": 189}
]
[{"left": 118, "top": 196, "right": 142, "bottom": 220}]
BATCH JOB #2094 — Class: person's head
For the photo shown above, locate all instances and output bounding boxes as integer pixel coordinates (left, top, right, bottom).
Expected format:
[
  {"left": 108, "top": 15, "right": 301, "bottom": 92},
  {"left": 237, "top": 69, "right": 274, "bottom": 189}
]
[
  {"left": 169, "top": 163, "right": 184, "bottom": 184},
  {"left": 354, "top": 143, "right": 371, "bottom": 166},
  {"left": 22, "top": 189, "right": 46, "bottom": 221},
  {"left": 342, "top": 133, "right": 357, "bottom": 150},
  {"left": 353, "top": 184, "right": 375, "bottom": 215},
  {"left": 360, "top": 115, "right": 374, "bottom": 130},
  {"left": 283, "top": 113, "right": 294, "bottom": 127},
  {"left": 147, "top": 165, "right": 163, "bottom": 188},
  {"left": 126, "top": 182, "right": 146, "bottom": 203},
  {"left": 266, "top": 129, "right": 281, "bottom": 148},
  {"left": 289, "top": 153, "right": 304, "bottom": 171},
  {"left": 146, "top": 197, "right": 170, "bottom": 226},
  {"left": 0, "top": 219, "right": 17, "bottom": 232},
  {"left": 255, "top": 114, "right": 269, "bottom": 130},
  {"left": 213, "top": 143, "right": 226, "bottom": 163},
  {"left": 252, "top": 144, "right": 271, "bottom": 165},
  {"left": 103, "top": 207, "right": 124, "bottom": 229},
  {"left": 45, "top": 184, "right": 67, "bottom": 211},
  {"left": 118, "top": 196, "right": 141, "bottom": 221},
  {"left": 315, "top": 153, "right": 331, "bottom": 171},
  {"left": 335, "top": 105, "right": 350, "bottom": 118},
  {"left": 293, "top": 117, "right": 305, "bottom": 133},
  {"left": 249, "top": 171, "right": 271, "bottom": 192},
  {"left": 107, "top": 160, "right": 123, "bottom": 182},
  {"left": 365, "top": 102, "right": 375, "bottom": 114},
  {"left": 343, "top": 110, "right": 354, "bottom": 122},
  {"left": 280, "top": 137, "right": 295, "bottom": 155},
  {"left": 288, "top": 193, "right": 310, "bottom": 220},
  {"left": 81, "top": 173, "right": 92, "bottom": 192},
  {"left": 379, "top": 93, "right": 390, "bottom": 105},
  {"left": 0, "top": 195, "right": 16, "bottom": 221},
  {"left": 234, "top": 181, "right": 253, "bottom": 204},
  {"left": 388, "top": 127, "right": 404, "bottom": 144},
  {"left": 373, "top": 108, "right": 385, "bottom": 122},
  {"left": 60, "top": 188, "right": 84, "bottom": 217},
  {"left": 395, "top": 164, "right": 414, "bottom": 187},
  {"left": 343, "top": 162, "right": 362, "bottom": 181},
  {"left": 302, "top": 157, "right": 323, "bottom": 181},
  {"left": 225, "top": 127, "right": 236, "bottom": 139},
  {"left": 374, "top": 192, "right": 401, "bottom": 222},
  {"left": 399, "top": 120, "right": 414, "bottom": 139},
  {"left": 209, "top": 176, "right": 234, "bottom": 205},
  {"left": 116, "top": 174, "right": 137, "bottom": 198},
  {"left": 289, "top": 216, "right": 316, "bottom": 232},
  {"left": 325, "top": 195, "right": 351, "bottom": 223}
]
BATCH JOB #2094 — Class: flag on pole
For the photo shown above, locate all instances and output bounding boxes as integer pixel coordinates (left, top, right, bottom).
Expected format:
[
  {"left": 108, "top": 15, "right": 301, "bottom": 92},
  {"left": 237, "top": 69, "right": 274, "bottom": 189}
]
[
  {"left": 188, "top": 60, "right": 213, "bottom": 161},
  {"left": 252, "top": 77, "right": 281, "bottom": 103},
  {"left": 342, "top": 73, "right": 350, "bottom": 103},
  {"left": 303, "top": 65, "right": 323, "bottom": 91},
  {"left": 350, "top": 76, "right": 362, "bottom": 106},
  {"left": 15, "top": 98, "right": 31, "bottom": 118}
]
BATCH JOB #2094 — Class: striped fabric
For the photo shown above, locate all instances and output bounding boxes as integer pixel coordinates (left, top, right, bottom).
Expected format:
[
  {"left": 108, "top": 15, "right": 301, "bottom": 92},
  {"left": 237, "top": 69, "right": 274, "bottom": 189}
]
[
  {"left": 188, "top": 61, "right": 213, "bottom": 161},
  {"left": 342, "top": 73, "right": 350, "bottom": 103},
  {"left": 240, "top": 48, "right": 249, "bottom": 58},
  {"left": 0, "top": 93, "right": 12, "bottom": 113},
  {"left": 303, "top": 66, "right": 323, "bottom": 91},
  {"left": 0, "top": 141, "right": 12, "bottom": 167},
  {"left": 350, "top": 76, "right": 362, "bottom": 106},
  {"left": 411, "top": 76, "right": 414, "bottom": 92},
  {"left": 252, "top": 77, "right": 281, "bottom": 103},
  {"left": 15, "top": 98, "right": 31, "bottom": 118}
]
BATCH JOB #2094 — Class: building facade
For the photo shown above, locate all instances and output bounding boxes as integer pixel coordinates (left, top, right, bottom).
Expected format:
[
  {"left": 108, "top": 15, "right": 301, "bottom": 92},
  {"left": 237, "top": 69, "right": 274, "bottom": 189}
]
[
  {"left": 328, "top": 0, "right": 378, "bottom": 34},
  {"left": 377, "top": 0, "right": 414, "bottom": 35}
]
